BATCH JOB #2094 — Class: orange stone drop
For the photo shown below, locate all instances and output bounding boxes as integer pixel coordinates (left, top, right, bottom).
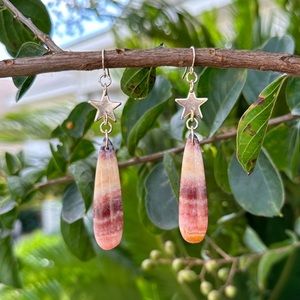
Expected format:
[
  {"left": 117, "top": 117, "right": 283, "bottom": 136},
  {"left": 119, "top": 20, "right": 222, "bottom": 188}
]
[
  {"left": 179, "top": 134, "right": 208, "bottom": 243},
  {"left": 93, "top": 138, "right": 123, "bottom": 250}
]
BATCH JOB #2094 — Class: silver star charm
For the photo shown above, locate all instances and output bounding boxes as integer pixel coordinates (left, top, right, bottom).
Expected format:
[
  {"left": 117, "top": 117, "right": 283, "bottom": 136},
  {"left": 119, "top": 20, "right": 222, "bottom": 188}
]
[
  {"left": 175, "top": 91, "right": 207, "bottom": 119},
  {"left": 89, "top": 89, "right": 121, "bottom": 122}
]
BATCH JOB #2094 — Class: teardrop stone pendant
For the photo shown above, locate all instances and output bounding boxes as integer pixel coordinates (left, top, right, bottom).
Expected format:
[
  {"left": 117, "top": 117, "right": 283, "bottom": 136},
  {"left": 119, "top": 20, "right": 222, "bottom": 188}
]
[
  {"left": 179, "top": 134, "right": 208, "bottom": 243},
  {"left": 93, "top": 138, "right": 123, "bottom": 250}
]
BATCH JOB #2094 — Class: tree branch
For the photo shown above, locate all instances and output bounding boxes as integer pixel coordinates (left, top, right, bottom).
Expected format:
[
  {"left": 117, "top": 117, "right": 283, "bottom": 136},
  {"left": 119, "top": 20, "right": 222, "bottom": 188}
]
[
  {"left": 2, "top": 0, "right": 62, "bottom": 53},
  {"left": 1, "top": 47, "right": 300, "bottom": 77},
  {"left": 35, "top": 113, "right": 299, "bottom": 190}
]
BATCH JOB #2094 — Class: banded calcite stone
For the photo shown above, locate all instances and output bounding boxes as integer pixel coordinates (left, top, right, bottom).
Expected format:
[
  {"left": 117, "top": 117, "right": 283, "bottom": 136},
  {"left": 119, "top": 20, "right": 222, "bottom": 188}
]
[
  {"left": 93, "top": 138, "right": 123, "bottom": 250},
  {"left": 179, "top": 134, "right": 208, "bottom": 243}
]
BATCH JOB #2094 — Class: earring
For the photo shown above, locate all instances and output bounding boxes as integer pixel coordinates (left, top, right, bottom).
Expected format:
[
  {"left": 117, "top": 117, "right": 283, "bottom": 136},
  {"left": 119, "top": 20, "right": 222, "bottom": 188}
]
[
  {"left": 175, "top": 47, "right": 208, "bottom": 244},
  {"left": 89, "top": 50, "right": 123, "bottom": 250}
]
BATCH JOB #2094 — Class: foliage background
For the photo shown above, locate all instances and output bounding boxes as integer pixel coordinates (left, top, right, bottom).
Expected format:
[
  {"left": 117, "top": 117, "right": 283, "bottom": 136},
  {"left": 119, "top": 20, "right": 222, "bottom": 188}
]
[{"left": 0, "top": 0, "right": 300, "bottom": 299}]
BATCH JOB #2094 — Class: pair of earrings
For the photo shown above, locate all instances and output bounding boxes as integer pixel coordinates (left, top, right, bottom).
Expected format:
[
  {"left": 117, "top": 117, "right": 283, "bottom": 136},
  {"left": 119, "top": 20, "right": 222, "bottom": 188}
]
[{"left": 89, "top": 48, "right": 208, "bottom": 250}]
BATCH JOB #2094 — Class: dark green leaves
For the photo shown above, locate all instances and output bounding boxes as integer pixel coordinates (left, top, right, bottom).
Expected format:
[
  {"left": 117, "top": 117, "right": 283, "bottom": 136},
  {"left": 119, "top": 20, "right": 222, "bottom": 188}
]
[
  {"left": 0, "top": 0, "right": 51, "bottom": 56},
  {"left": 6, "top": 176, "right": 31, "bottom": 202},
  {"left": 52, "top": 102, "right": 95, "bottom": 140},
  {"left": 228, "top": 150, "right": 284, "bottom": 217},
  {"left": 145, "top": 163, "right": 178, "bottom": 230},
  {"left": 12, "top": 42, "right": 48, "bottom": 101},
  {"left": 61, "top": 184, "right": 85, "bottom": 223},
  {"left": 198, "top": 68, "right": 246, "bottom": 136},
  {"left": 243, "top": 226, "right": 267, "bottom": 253},
  {"left": 69, "top": 160, "right": 94, "bottom": 210},
  {"left": 0, "top": 233, "right": 21, "bottom": 287},
  {"left": 213, "top": 145, "right": 231, "bottom": 194},
  {"left": 264, "top": 122, "right": 300, "bottom": 180},
  {"left": 5, "top": 152, "right": 22, "bottom": 175},
  {"left": 286, "top": 77, "right": 300, "bottom": 115},
  {"left": 48, "top": 102, "right": 96, "bottom": 178},
  {"left": 121, "top": 77, "right": 172, "bottom": 155},
  {"left": 257, "top": 246, "right": 293, "bottom": 289},
  {"left": 61, "top": 218, "right": 95, "bottom": 261},
  {"left": 243, "top": 36, "right": 294, "bottom": 104},
  {"left": 121, "top": 67, "right": 156, "bottom": 99},
  {"left": 61, "top": 184, "right": 95, "bottom": 261},
  {"left": 163, "top": 153, "right": 179, "bottom": 198},
  {"left": 236, "top": 75, "right": 286, "bottom": 173}
]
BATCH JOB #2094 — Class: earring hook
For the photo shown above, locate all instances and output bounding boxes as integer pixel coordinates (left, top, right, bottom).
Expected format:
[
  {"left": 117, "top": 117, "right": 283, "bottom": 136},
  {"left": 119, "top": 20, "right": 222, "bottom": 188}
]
[
  {"left": 182, "top": 46, "right": 196, "bottom": 79},
  {"left": 101, "top": 49, "right": 105, "bottom": 73},
  {"left": 99, "top": 49, "right": 111, "bottom": 87},
  {"left": 190, "top": 46, "right": 195, "bottom": 71}
]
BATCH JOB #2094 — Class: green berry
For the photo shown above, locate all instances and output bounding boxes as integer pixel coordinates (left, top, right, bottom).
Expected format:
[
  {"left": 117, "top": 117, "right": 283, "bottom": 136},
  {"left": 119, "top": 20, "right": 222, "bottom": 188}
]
[
  {"left": 200, "top": 281, "right": 213, "bottom": 295},
  {"left": 224, "top": 285, "right": 237, "bottom": 298},
  {"left": 164, "top": 240, "right": 175, "bottom": 256},
  {"left": 141, "top": 259, "right": 154, "bottom": 271},
  {"left": 217, "top": 267, "right": 229, "bottom": 281},
  {"left": 150, "top": 250, "right": 161, "bottom": 260},
  {"left": 177, "top": 269, "right": 198, "bottom": 284},
  {"left": 207, "top": 290, "right": 222, "bottom": 300},
  {"left": 172, "top": 258, "right": 184, "bottom": 272},
  {"left": 205, "top": 260, "right": 218, "bottom": 273}
]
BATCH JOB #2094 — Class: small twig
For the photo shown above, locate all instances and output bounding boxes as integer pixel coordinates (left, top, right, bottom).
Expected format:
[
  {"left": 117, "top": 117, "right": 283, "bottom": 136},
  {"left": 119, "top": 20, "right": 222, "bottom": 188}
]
[
  {"left": 2, "top": 0, "right": 62, "bottom": 53},
  {"left": 199, "top": 266, "right": 206, "bottom": 281},
  {"left": 156, "top": 242, "right": 300, "bottom": 268},
  {"left": 35, "top": 175, "right": 73, "bottom": 189},
  {"left": 206, "top": 236, "right": 232, "bottom": 260},
  {"left": 224, "top": 259, "right": 238, "bottom": 287}
]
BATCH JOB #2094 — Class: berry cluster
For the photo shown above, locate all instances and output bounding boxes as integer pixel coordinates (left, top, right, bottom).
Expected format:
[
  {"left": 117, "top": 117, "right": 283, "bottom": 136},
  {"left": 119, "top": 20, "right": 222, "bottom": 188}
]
[{"left": 141, "top": 240, "right": 238, "bottom": 299}]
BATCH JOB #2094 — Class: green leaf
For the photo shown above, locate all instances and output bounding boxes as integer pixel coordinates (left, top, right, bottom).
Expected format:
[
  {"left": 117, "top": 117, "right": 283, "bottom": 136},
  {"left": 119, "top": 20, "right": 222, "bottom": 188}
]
[
  {"left": 121, "top": 67, "right": 156, "bottom": 99},
  {"left": 243, "top": 226, "right": 267, "bottom": 253},
  {"left": 264, "top": 124, "right": 289, "bottom": 171},
  {"left": 61, "top": 217, "right": 95, "bottom": 261},
  {"left": 144, "top": 163, "right": 178, "bottom": 230},
  {"left": 243, "top": 36, "right": 295, "bottom": 104},
  {"left": 234, "top": 0, "right": 261, "bottom": 49},
  {"left": 228, "top": 150, "right": 284, "bottom": 217},
  {"left": 0, "top": 200, "right": 17, "bottom": 229},
  {"left": 70, "top": 139, "right": 95, "bottom": 163},
  {"left": 0, "top": 200, "right": 16, "bottom": 216},
  {"left": 169, "top": 110, "right": 184, "bottom": 141},
  {"left": 213, "top": 145, "right": 231, "bottom": 194},
  {"left": 69, "top": 161, "right": 94, "bottom": 210},
  {"left": 49, "top": 143, "right": 67, "bottom": 173},
  {"left": 295, "top": 217, "right": 300, "bottom": 237},
  {"left": 61, "top": 183, "right": 85, "bottom": 224},
  {"left": 198, "top": 68, "right": 246, "bottom": 136},
  {"left": 6, "top": 176, "right": 31, "bottom": 202},
  {"left": 0, "top": 233, "right": 21, "bottom": 287},
  {"left": 46, "top": 157, "right": 65, "bottom": 180},
  {"left": 257, "top": 246, "right": 292, "bottom": 289},
  {"left": 12, "top": 42, "right": 48, "bottom": 101},
  {"left": 236, "top": 74, "right": 287, "bottom": 173},
  {"left": 286, "top": 77, "right": 300, "bottom": 115},
  {"left": 0, "top": 0, "right": 51, "bottom": 56},
  {"left": 264, "top": 122, "right": 300, "bottom": 180},
  {"left": 52, "top": 102, "right": 95, "bottom": 140},
  {"left": 5, "top": 152, "right": 22, "bottom": 175},
  {"left": 163, "top": 153, "right": 179, "bottom": 198},
  {"left": 121, "top": 77, "right": 172, "bottom": 155}
]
